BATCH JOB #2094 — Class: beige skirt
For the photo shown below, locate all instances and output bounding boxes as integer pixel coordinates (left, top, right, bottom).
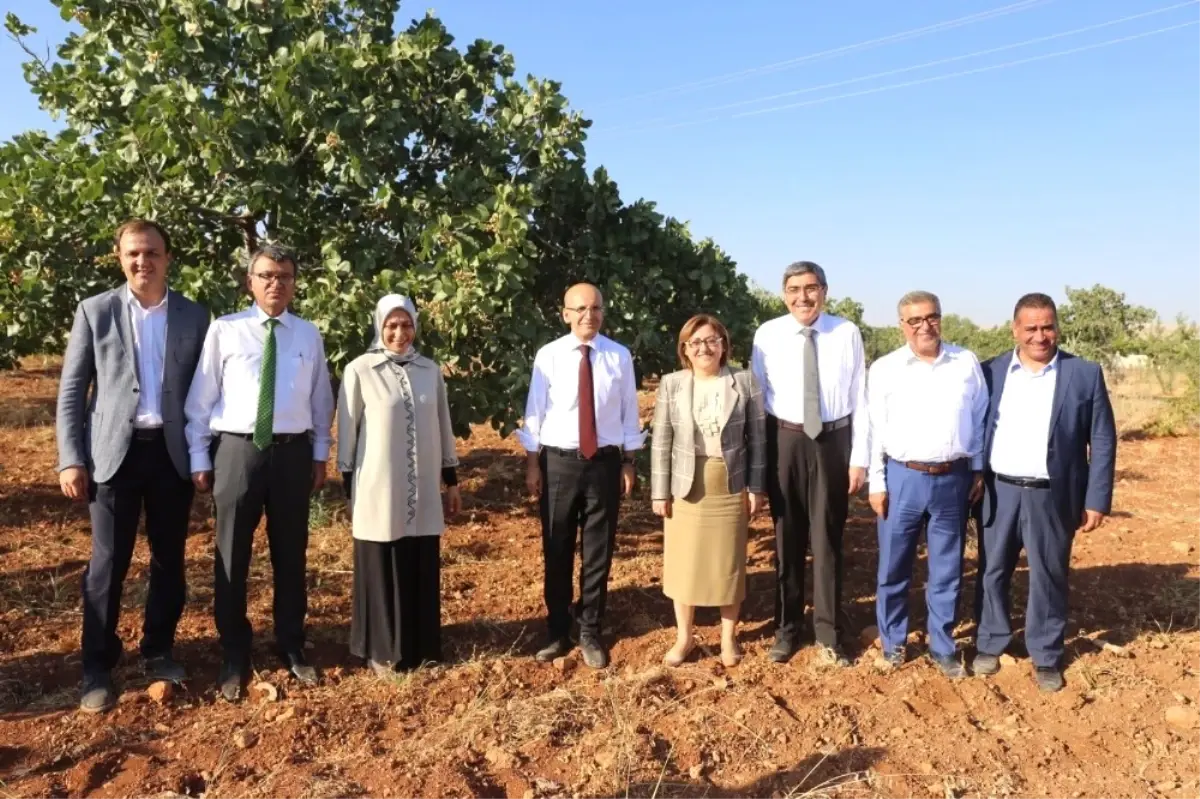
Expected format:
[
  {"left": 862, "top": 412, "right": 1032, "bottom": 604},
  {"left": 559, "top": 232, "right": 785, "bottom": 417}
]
[{"left": 663, "top": 457, "right": 749, "bottom": 607}]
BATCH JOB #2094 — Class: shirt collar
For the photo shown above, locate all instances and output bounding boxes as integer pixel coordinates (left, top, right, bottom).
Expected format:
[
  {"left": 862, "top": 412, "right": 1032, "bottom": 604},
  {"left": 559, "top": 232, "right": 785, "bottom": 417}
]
[
  {"left": 123, "top": 284, "right": 168, "bottom": 312},
  {"left": 252, "top": 303, "right": 292, "bottom": 328},
  {"left": 1008, "top": 349, "right": 1058, "bottom": 376},
  {"left": 783, "top": 311, "right": 828, "bottom": 335},
  {"left": 904, "top": 342, "right": 952, "bottom": 365}
]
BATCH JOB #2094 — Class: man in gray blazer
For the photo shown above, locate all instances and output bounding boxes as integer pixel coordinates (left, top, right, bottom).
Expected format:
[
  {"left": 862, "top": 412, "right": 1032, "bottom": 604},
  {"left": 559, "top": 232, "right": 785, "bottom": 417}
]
[{"left": 56, "top": 219, "right": 209, "bottom": 713}]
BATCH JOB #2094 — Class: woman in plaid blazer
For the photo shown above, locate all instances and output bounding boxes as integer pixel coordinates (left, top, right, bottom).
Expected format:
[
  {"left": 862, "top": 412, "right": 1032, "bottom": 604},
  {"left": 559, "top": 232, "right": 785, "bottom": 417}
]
[{"left": 650, "top": 314, "right": 767, "bottom": 667}]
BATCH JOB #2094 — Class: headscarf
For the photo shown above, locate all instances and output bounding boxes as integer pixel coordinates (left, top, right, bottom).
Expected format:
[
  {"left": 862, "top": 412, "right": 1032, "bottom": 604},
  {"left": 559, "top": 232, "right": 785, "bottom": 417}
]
[{"left": 368, "top": 293, "right": 420, "bottom": 364}]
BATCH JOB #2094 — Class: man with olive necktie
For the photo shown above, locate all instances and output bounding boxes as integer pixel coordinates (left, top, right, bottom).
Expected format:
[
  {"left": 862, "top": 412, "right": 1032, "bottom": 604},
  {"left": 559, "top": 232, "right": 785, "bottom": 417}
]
[
  {"left": 519, "top": 282, "right": 645, "bottom": 669},
  {"left": 184, "top": 243, "right": 334, "bottom": 701}
]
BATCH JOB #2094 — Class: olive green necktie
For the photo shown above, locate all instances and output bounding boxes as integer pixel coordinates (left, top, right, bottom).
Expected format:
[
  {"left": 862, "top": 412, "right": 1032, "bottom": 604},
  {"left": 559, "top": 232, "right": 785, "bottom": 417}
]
[{"left": 253, "top": 318, "right": 280, "bottom": 450}]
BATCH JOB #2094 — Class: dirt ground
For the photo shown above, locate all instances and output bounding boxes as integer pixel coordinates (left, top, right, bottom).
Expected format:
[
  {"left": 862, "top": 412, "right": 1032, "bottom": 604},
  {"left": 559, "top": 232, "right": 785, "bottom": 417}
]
[{"left": 1, "top": 359, "right": 1197, "bottom": 799}]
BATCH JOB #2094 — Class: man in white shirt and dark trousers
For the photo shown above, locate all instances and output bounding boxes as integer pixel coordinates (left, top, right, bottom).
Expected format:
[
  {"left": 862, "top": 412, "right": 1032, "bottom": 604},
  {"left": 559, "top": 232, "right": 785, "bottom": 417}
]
[
  {"left": 520, "top": 283, "right": 644, "bottom": 669},
  {"left": 867, "top": 291, "right": 987, "bottom": 678},
  {"left": 751, "top": 262, "right": 868, "bottom": 666},
  {"left": 185, "top": 244, "right": 335, "bottom": 701},
  {"left": 55, "top": 220, "right": 209, "bottom": 713}
]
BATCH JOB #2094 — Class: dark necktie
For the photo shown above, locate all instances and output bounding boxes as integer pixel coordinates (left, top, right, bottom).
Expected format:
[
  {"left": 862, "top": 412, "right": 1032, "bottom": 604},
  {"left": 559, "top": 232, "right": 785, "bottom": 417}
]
[
  {"left": 578, "top": 344, "right": 598, "bottom": 458},
  {"left": 253, "top": 318, "right": 280, "bottom": 450}
]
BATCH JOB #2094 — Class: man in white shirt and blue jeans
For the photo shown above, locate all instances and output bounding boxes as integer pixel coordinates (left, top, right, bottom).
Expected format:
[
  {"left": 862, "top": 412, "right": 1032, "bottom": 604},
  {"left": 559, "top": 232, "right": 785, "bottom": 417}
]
[
  {"left": 185, "top": 243, "right": 335, "bottom": 700},
  {"left": 866, "top": 290, "right": 987, "bottom": 678},
  {"left": 751, "top": 261, "right": 868, "bottom": 666},
  {"left": 519, "top": 283, "right": 645, "bottom": 669}
]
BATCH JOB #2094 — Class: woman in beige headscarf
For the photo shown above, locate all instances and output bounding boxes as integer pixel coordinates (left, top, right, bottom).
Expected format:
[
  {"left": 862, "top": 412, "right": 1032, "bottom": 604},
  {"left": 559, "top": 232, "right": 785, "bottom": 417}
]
[
  {"left": 337, "top": 294, "right": 461, "bottom": 674},
  {"left": 650, "top": 314, "right": 767, "bottom": 667}
]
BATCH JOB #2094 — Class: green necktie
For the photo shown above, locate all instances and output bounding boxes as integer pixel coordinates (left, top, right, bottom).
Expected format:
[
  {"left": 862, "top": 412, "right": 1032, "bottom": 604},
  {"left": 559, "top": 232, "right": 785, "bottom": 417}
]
[{"left": 253, "top": 318, "right": 280, "bottom": 450}]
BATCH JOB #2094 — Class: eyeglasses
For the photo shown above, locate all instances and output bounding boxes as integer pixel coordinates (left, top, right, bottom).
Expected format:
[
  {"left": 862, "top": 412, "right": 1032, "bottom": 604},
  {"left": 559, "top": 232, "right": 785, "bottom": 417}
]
[
  {"left": 784, "top": 284, "right": 824, "bottom": 297},
  {"left": 565, "top": 305, "right": 604, "bottom": 316},
  {"left": 686, "top": 336, "right": 724, "bottom": 351},
  {"left": 904, "top": 313, "right": 942, "bottom": 329},
  {"left": 251, "top": 272, "right": 295, "bottom": 286}
]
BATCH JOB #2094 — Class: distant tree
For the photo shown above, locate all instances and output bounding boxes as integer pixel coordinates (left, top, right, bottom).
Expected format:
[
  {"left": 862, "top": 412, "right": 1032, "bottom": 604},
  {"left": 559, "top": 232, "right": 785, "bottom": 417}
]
[{"left": 1058, "top": 284, "right": 1156, "bottom": 368}]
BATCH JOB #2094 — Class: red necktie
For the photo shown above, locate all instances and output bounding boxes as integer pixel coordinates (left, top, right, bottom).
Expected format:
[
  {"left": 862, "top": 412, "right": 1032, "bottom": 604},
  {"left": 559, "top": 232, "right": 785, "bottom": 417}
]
[{"left": 578, "top": 344, "right": 598, "bottom": 458}]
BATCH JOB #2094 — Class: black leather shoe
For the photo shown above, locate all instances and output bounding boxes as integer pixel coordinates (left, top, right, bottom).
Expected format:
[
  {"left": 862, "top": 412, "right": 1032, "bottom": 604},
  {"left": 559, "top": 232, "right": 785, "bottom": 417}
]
[
  {"left": 578, "top": 635, "right": 609, "bottom": 669},
  {"left": 931, "top": 652, "right": 967, "bottom": 679},
  {"left": 534, "top": 637, "right": 572, "bottom": 663},
  {"left": 282, "top": 651, "right": 319, "bottom": 686},
  {"left": 972, "top": 652, "right": 1001, "bottom": 676},
  {"left": 79, "top": 672, "right": 116, "bottom": 714},
  {"left": 218, "top": 659, "right": 247, "bottom": 702},
  {"left": 1034, "top": 666, "right": 1064, "bottom": 693},
  {"left": 767, "top": 635, "right": 800, "bottom": 663},
  {"left": 817, "top": 643, "right": 851, "bottom": 668},
  {"left": 143, "top": 655, "right": 187, "bottom": 684}
]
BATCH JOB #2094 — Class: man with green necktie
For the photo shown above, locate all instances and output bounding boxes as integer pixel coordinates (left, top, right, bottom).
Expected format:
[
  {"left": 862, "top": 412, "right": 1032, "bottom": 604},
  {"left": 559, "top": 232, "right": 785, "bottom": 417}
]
[{"left": 185, "top": 243, "right": 335, "bottom": 701}]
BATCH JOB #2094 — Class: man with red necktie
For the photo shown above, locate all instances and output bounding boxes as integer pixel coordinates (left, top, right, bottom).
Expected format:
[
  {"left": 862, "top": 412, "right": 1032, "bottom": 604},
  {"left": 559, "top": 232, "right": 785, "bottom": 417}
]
[{"left": 519, "top": 282, "right": 645, "bottom": 669}]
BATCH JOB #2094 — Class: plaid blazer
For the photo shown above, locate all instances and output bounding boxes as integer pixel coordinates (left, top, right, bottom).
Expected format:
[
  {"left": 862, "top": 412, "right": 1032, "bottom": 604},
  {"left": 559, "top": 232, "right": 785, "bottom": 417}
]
[{"left": 650, "top": 366, "right": 767, "bottom": 501}]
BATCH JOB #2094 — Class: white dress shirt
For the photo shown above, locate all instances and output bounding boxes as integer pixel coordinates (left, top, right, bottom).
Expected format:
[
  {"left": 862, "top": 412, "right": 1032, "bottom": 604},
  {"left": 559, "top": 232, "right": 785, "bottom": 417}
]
[
  {"left": 750, "top": 312, "right": 869, "bottom": 468},
  {"left": 867, "top": 342, "right": 988, "bottom": 492},
  {"left": 184, "top": 305, "right": 335, "bottom": 472},
  {"left": 517, "top": 333, "right": 646, "bottom": 452},
  {"left": 988, "top": 351, "right": 1058, "bottom": 480},
  {"left": 125, "top": 285, "right": 168, "bottom": 429}
]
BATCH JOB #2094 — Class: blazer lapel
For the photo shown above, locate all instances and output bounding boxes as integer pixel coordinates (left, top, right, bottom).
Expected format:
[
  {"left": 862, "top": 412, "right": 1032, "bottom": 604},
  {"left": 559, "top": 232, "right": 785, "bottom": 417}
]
[
  {"left": 1049, "top": 351, "right": 1073, "bottom": 434},
  {"left": 675, "top": 371, "right": 695, "bottom": 452},
  {"left": 718, "top": 366, "right": 738, "bottom": 431},
  {"left": 109, "top": 290, "right": 138, "bottom": 384}
]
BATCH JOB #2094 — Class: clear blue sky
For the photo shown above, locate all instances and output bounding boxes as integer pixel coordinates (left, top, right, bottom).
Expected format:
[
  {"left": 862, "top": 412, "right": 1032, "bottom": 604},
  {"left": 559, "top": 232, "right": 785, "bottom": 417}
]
[{"left": 3, "top": 0, "right": 1197, "bottom": 326}]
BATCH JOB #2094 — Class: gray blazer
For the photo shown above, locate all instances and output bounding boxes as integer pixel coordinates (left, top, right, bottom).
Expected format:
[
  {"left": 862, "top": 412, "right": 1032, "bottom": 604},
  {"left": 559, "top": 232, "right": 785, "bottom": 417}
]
[
  {"left": 650, "top": 366, "right": 767, "bottom": 501},
  {"left": 56, "top": 287, "right": 209, "bottom": 483}
]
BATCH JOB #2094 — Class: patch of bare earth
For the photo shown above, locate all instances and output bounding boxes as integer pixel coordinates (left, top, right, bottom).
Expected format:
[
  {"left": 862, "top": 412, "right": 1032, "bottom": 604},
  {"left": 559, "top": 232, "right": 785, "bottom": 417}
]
[{"left": 1, "top": 360, "right": 1197, "bottom": 798}]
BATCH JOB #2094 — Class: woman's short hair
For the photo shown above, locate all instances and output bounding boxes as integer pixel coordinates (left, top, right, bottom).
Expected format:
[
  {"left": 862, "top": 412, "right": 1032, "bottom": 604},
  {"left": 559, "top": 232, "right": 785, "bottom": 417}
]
[{"left": 677, "top": 314, "right": 731, "bottom": 370}]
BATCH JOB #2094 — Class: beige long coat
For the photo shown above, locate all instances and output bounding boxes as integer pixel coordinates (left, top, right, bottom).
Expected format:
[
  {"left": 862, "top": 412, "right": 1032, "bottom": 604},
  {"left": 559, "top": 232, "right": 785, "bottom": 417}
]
[{"left": 336, "top": 352, "right": 458, "bottom": 542}]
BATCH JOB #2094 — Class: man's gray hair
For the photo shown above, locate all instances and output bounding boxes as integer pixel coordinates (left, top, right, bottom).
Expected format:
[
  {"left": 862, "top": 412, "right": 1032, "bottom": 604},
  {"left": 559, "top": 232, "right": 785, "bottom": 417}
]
[
  {"left": 248, "top": 242, "right": 300, "bottom": 274},
  {"left": 897, "top": 290, "right": 941, "bottom": 317},
  {"left": 781, "top": 260, "right": 827, "bottom": 291}
]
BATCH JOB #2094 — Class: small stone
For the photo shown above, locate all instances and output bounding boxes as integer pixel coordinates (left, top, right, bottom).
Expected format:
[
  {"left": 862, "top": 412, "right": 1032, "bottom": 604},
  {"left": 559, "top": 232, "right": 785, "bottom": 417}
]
[
  {"left": 860, "top": 625, "right": 880, "bottom": 647},
  {"left": 1173, "top": 693, "right": 1190, "bottom": 705},
  {"left": 1155, "top": 780, "right": 1180, "bottom": 792},
  {"left": 919, "top": 762, "right": 935, "bottom": 775},
  {"left": 594, "top": 747, "right": 616, "bottom": 769},
  {"left": 485, "top": 746, "right": 516, "bottom": 770},
  {"left": 1171, "top": 541, "right": 1193, "bottom": 555},
  {"left": 523, "top": 791, "right": 535, "bottom": 799},
  {"left": 147, "top": 681, "right": 174, "bottom": 704},
  {"left": 492, "top": 660, "right": 505, "bottom": 675},
  {"left": 777, "top": 732, "right": 788, "bottom": 745},
  {"left": 889, "top": 727, "right": 904, "bottom": 737},
  {"left": 906, "top": 631, "right": 925, "bottom": 645},
  {"left": 232, "top": 730, "right": 257, "bottom": 749},
  {"left": 1102, "top": 642, "right": 1133, "bottom": 658},
  {"left": 273, "top": 706, "right": 295, "bottom": 723},
  {"left": 712, "top": 676, "right": 729, "bottom": 690},
  {"left": 553, "top": 656, "right": 574, "bottom": 674},
  {"left": 154, "top": 723, "right": 170, "bottom": 734},
  {"left": 252, "top": 681, "right": 279, "bottom": 703},
  {"left": 688, "top": 763, "right": 705, "bottom": 779},
  {"left": 1166, "top": 706, "right": 1200, "bottom": 730},
  {"left": 999, "top": 654, "right": 1018, "bottom": 667}
]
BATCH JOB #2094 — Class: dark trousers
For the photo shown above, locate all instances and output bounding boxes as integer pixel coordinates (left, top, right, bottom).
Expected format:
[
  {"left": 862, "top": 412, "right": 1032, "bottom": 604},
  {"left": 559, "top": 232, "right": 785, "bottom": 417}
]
[
  {"left": 875, "top": 460, "right": 971, "bottom": 658},
  {"left": 350, "top": 536, "right": 442, "bottom": 669},
  {"left": 767, "top": 417, "right": 851, "bottom": 647},
  {"left": 539, "top": 447, "right": 622, "bottom": 640},
  {"left": 977, "top": 478, "right": 1073, "bottom": 668},
  {"left": 212, "top": 433, "right": 312, "bottom": 663},
  {"left": 83, "top": 434, "right": 193, "bottom": 675}
]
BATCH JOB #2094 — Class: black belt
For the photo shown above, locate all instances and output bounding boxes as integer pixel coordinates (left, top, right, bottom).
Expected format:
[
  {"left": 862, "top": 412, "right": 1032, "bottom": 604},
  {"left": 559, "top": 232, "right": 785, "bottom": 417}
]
[
  {"left": 898, "top": 458, "right": 968, "bottom": 476},
  {"left": 542, "top": 444, "right": 621, "bottom": 460},
  {"left": 132, "top": 427, "right": 164, "bottom": 441},
  {"left": 770, "top": 414, "right": 850, "bottom": 434},
  {"left": 220, "top": 431, "right": 311, "bottom": 445},
  {"left": 996, "top": 473, "right": 1051, "bottom": 489}
]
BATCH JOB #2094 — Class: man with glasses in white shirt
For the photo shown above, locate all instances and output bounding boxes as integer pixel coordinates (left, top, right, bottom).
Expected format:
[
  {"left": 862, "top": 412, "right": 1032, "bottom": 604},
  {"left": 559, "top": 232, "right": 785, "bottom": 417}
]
[
  {"left": 519, "top": 282, "right": 645, "bottom": 669},
  {"left": 867, "top": 290, "right": 987, "bottom": 679},
  {"left": 751, "top": 261, "right": 868, "bottom": 666},
  {"left": 185, "top": 243, "right": 334, "bottom": 701}
]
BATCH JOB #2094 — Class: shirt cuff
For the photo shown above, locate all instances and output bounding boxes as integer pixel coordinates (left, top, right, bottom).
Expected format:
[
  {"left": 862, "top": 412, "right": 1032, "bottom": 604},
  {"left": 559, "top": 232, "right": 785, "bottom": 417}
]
[
  {"left": 515, "top": 428, "right": 539, "bottom": 452},
  {"left": 970, "top": 454, "right": 983, "bottom": 471},
  {"left": 312, "top": 442, "right": 331, "bottom": 462},
  {"left": 189, "top": 451, "right": 213, "bottom": 473}
]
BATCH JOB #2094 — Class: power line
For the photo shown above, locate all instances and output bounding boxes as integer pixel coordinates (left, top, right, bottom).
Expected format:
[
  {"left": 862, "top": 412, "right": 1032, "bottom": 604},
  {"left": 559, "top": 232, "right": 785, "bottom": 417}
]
[
  {"left": 591, "top": 0, "right": 1054, "bottom": 108},
  {"left": 606, "top": 20, "right": 1198, "bottom": 135}
]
